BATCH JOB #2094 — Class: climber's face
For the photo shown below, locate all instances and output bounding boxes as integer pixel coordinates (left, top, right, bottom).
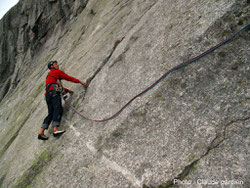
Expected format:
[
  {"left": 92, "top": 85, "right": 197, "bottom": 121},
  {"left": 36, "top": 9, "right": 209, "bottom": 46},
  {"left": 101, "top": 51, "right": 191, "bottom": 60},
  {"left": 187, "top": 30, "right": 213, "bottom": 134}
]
[{"left": 52, "top": 62, "right": 59, "bottom": 70}]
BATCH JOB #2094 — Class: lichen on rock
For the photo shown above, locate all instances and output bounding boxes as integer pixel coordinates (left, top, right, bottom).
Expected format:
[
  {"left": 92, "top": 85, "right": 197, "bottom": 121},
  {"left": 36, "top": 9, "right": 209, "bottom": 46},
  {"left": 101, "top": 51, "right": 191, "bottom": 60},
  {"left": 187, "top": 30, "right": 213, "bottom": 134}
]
[{"left": 0, "top": 0, "right": 249, "bottom": 187}]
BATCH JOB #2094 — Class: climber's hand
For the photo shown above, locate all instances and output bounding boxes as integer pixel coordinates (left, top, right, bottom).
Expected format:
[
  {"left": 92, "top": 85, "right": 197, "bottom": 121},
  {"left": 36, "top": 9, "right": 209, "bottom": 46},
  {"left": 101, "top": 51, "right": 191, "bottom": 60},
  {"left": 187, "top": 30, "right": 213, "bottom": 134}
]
[
  {"left": 80, "top": 81, "right": 87, "bottom": 88},
  {"left": 68, "top": 90, "right": 74, "bottom": 95}
]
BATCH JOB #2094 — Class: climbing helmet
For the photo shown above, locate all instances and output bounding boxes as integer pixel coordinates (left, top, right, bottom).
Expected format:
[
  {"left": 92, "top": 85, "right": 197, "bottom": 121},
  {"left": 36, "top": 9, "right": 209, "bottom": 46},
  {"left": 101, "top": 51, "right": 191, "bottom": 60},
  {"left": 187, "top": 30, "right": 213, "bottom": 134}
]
[{"left": 48, "top": 60, "right": 57, "bottom": 69}]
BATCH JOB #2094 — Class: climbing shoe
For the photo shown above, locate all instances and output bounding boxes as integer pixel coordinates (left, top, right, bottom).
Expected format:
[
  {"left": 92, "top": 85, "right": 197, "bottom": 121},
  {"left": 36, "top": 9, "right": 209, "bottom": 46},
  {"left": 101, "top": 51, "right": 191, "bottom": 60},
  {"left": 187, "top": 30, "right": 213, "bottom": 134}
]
[
  {"left": 38, "top": 134, "right": 48, "bottom": 140},
  {"left": 53, "top": 130, "right": 66, "bottom": 137}
]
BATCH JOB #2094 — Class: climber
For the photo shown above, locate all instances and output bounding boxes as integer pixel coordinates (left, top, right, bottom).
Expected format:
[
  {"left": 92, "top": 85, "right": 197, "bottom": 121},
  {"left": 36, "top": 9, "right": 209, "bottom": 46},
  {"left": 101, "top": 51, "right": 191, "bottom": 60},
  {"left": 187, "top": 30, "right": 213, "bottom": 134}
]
[{"left": 38, "top": 60, "right": 87, "bottom": 140}]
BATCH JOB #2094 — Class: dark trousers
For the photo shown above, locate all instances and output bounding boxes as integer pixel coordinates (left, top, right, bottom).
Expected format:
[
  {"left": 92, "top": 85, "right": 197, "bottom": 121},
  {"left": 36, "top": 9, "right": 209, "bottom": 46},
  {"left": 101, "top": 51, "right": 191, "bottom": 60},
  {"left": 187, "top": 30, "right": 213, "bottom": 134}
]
[{"left": 42, "top": 91, "right": 63, "bottom": 129}]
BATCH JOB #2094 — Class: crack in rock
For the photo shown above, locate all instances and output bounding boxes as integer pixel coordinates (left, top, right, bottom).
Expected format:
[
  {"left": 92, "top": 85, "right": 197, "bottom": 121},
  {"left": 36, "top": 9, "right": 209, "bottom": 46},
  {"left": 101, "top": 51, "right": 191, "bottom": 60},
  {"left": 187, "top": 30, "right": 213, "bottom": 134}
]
[
  {"left": 85, "top": 37, "right": 125, "bottom": 86},
  {"left": 143, "top": 117, "right": 250, "bottom": 188}
]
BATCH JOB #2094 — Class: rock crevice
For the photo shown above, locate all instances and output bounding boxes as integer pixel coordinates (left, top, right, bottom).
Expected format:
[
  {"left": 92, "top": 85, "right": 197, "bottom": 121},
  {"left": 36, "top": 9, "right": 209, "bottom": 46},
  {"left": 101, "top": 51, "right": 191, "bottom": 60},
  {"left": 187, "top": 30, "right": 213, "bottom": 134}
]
[{"left": 0, "top": 0, "right": 249, "bottom": 187}]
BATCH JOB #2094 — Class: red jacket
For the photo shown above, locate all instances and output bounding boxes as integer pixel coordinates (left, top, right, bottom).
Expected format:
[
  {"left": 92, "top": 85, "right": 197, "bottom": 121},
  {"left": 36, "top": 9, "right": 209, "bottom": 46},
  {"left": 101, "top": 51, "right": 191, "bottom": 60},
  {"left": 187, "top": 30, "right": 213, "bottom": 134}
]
[{"left": 45, "top": 69, "right": 80, "bottom": 95}]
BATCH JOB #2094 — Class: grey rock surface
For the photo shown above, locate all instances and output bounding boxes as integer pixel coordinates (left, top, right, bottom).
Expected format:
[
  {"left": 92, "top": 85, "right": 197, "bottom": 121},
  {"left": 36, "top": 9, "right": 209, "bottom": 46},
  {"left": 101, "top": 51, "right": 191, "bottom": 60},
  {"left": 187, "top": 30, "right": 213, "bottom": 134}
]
[
  {"left": 0, "top": 0, "right": 89, "bottom": 101},
  {"left": 0, "top": 0, "right": 249, "bottom": 187}
]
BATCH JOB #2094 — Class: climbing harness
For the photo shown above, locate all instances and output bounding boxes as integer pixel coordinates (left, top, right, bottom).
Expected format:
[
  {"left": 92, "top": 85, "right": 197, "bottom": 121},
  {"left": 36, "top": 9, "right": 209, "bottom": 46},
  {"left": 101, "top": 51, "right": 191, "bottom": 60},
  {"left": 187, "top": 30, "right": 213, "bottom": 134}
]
[
  {"left": 64, "top": 23, "right": 250, "bottom": 122},
  {"left": 46, "top": 73, "right": 67, "bottom": 98}
]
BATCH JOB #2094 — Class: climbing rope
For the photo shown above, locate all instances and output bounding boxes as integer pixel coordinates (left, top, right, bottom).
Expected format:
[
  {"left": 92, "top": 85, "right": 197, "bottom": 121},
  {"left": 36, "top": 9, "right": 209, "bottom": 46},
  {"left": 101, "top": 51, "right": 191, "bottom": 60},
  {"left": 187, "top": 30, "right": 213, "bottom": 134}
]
[{"left": 64, "top": 23, "right": 250, "bottom": 122}]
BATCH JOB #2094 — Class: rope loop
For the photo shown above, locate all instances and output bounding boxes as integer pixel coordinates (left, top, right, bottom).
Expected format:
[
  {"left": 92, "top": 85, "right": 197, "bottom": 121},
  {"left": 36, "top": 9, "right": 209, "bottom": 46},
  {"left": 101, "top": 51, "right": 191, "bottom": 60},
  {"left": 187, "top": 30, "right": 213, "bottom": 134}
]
[{"left": 65, "top": 23, "right": 250, "bottom": 122}]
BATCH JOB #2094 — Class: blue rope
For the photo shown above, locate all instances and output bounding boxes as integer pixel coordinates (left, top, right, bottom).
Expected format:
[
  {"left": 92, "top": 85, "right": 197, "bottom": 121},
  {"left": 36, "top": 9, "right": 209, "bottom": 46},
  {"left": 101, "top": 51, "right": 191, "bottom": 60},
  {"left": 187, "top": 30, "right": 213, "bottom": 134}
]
[{"left": 65, "top": 23, "right": 250, "bottom": 122}]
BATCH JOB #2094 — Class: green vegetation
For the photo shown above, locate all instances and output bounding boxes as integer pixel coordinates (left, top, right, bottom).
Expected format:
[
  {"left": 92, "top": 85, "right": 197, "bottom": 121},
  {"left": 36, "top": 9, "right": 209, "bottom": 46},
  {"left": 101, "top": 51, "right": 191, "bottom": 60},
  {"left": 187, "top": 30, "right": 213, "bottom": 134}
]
[
  {"left": 0, "top": 113, "right": 31, "bottom": 159},
  {"left": 0, "top": 83, "right": 43, "bottom": 159},
  {"left": 152, "top": 91, "right": 167, "bottom": 101},
  {"left": 14, "top": 150, "right": 54, "bottom": 188}
]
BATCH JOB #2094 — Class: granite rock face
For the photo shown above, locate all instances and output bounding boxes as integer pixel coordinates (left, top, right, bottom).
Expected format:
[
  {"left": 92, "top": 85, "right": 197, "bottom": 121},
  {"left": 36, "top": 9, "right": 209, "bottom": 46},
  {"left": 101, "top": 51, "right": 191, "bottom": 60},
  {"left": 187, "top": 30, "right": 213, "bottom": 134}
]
[
  {"left": 0, "top": 0, "right": 249, "bottom": 187},
  {"left": 0, "top": 0, "right": 89, "bottom": 101}
]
